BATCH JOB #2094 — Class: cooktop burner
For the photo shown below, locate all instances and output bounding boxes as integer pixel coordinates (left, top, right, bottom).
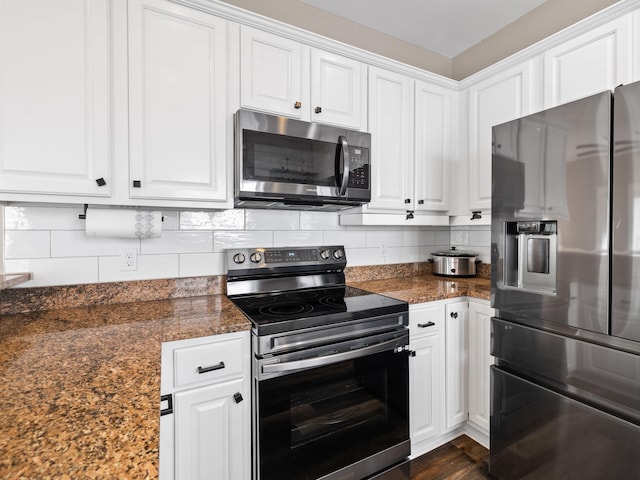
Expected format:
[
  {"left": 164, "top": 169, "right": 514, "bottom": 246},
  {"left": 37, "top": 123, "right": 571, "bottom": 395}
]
[{"left": 231, "top": 285, "right": 407, "bottom": 335}]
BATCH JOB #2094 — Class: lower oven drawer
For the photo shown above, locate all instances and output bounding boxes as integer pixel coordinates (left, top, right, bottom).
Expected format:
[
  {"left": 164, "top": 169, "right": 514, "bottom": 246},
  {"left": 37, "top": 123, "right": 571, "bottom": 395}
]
[{"left": 490, "top": 367, "right": 640, "bottom": 480}]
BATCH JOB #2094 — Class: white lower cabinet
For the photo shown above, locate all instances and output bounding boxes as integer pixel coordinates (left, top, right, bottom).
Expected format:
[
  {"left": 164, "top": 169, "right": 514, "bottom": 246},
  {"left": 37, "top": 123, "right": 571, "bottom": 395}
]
[
  {"left": 160, "top": 331, "right": 250, "bottom": 480},
  {"left": 409, "top": 303, "right": 444, "bottom": 450},
  {"left": 444, "top": 300, "right": 469, "bottom": 430},
  {"left": 409, "top": 297, "right": 493, "bottom": 456},
  {"left": 467, "top": 300, "right": 494, "bottom": 447}
]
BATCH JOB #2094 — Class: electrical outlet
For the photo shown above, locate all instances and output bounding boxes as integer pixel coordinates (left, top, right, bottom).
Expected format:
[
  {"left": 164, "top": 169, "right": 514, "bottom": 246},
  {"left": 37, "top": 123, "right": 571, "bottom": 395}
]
[{"left": 120, "top": 248, "right": 138, "bottom": 271}]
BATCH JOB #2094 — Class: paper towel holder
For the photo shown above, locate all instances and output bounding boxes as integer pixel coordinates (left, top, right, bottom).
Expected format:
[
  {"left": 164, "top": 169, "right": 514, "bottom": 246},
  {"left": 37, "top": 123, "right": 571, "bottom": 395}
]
[{"left": 78, "top": 205, "right": 165, "bottom": 222}]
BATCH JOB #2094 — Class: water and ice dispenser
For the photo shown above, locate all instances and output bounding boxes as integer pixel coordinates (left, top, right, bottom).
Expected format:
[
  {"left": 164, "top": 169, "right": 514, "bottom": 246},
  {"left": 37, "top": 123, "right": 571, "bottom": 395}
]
[{"left": 504, "top": 220, "right": 557, "bottom": 295}]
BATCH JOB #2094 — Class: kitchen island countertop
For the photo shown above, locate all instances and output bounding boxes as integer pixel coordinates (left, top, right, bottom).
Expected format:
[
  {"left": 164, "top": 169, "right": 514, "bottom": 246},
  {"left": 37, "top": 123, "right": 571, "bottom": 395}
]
[{"left": 0, "top": 273, "right": 488, "bottom": 478}]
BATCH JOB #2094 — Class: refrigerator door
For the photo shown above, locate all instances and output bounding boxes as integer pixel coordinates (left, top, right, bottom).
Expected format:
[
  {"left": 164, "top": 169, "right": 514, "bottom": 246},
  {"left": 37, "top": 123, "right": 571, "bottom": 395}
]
[
  {"left": 612, "top": 81, "right": 640, "bottom": 343},
  {"left": 492, "top": 91, "right": 611, "bottom": 334}
]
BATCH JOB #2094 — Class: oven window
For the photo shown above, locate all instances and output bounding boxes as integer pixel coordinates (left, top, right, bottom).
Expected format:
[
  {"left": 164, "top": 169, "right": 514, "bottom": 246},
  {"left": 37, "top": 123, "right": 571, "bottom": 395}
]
[
  {"left": 242, "top": 130, "right": 338, "bottom": 186},
  {"left": 257, "top": 349, "right": 408, "bottom": 480}
]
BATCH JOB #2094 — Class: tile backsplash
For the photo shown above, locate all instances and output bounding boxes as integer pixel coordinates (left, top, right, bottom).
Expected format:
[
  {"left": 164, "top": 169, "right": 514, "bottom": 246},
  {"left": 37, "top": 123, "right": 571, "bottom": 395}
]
[{"left": 3, "top": 205, "right": 490, "bottom": 287}]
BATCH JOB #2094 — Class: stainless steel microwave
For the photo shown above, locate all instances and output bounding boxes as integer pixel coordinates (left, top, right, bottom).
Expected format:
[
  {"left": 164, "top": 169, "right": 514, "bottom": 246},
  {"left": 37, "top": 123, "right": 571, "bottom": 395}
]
[{"left": 234, "top": 109, "right": 371, "bottom": 210}]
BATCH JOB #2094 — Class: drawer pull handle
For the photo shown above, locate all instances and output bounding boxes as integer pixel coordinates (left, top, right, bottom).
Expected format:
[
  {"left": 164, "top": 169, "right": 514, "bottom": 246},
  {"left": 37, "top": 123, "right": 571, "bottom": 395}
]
[
  {"left": 197, "top": 362, "right": 225, "bottom": 374},
  {"left": 417, "top": 321, "right": 435, "bottom": 328}
]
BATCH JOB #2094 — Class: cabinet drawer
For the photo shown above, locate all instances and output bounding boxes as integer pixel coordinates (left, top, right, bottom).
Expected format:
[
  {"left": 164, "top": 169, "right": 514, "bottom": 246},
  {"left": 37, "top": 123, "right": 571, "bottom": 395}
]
[
  {"left": 174, "top": 336, "right": 244, "bottom": 388},
  {"left": 409, "top": 303, "right": 444, "bottom": 338}
]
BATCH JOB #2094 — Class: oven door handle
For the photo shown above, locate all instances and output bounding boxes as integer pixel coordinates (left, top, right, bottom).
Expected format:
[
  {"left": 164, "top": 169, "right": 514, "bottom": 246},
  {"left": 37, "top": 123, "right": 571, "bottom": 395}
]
[{"left": 261, "top": 336, "right": 406, "bottom": 374}]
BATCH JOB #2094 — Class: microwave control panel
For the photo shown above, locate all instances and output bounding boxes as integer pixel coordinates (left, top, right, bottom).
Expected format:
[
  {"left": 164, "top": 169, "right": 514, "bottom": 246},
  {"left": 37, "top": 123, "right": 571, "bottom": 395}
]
[{"left": 348, "top": 146, "right": 370, "bottom": 189}]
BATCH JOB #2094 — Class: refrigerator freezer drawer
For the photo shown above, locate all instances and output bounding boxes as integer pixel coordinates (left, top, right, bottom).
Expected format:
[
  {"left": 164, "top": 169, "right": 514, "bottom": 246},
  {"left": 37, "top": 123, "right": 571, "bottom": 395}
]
[{"left": 490, "top": 367, "right": 640, "bottom": 480}]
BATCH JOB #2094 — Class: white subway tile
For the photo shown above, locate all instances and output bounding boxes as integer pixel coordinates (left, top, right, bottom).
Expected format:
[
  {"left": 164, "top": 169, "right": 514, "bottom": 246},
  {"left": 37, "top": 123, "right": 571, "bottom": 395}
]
[
  {"left": 180, "top": 210, "right": 245, "bottom": 230},
  {"left": 274, "top": 230, "right": 324, "bottom": 247},
  {"left": 450, "top": 230, "right": 470, "bottom": 246},
  {"left": 299, "top": 212, "right": 343, "bottom": 231},
  {"left": 213, "top": 231, "right": 273, "bottom": 251},
  {"left": 5, "top": 231, "right": 50, "bottom": 259},
  {"left": 179, "top": 252, "right": 225, "bottom": 277},
  {"left": 5, "top": 257, "right": 99, "bottom": 287},
  {"left": 51, "top": 231, "right": 139, "bottom": 257},
  {"left": 365, "top": 230, "right": 403, "bottom": 248},
  {"left": 98, "top": 254, "right": 179, "bottom": 282},
  {"left": 160, "top": 211, "right": 179, "bottom": 231},
  {"left": 435, "top": 230, "right": 450, "bottom": 245},
  {"left": 345, "top": 247, "right": 386, "bottom": 266},
  {"left": 385, "top": 246, "right": 420, "bottom": 264},
  {"left": 469, "top": 229, "right": 491, "bottom": 246},
  {"left": 323, "top": 230, "right": 366, "bottom": 248},
  {"left": 5, "top": 206, "right": 85, "bottom": 230},
  {"left": 245, "top": 210, "right": 299, "bottom": 230},
  {"left": 141, "top": 231, "right": 213, "bottom": 255}
]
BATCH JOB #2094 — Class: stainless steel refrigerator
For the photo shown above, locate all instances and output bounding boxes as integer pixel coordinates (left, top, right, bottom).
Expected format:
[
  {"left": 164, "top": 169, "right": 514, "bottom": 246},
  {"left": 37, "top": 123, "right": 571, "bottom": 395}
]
[{"left": 490, "top": 81, "right": 640, "bottom": 479}]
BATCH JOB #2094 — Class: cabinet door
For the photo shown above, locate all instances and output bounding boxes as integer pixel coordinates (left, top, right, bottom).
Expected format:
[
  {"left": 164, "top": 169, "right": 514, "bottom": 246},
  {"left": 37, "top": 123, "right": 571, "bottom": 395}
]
[
  {"left": 544, "top": 15, "right": 632, "bottom": 108},
  {"left": 240, "top": 26, "right": 309, "bottom": 119},
  {"left": 310, "top": 49, "right": 366, "bottom": 130},
  {"left": 467, "top": 60, "right": 538, "bottom": 212},
  {"left": 128, "top": 0, "right": 229, "bottom": 202},
  {"left": 414, "top": 81, "right": 454, "bottom": 212},
  {"left": 444, "top": 300, "right": 468, "bottom": 430},
  {"left": 0, "top": 0, "right": 111, "bottom": 197},
  {"left": 368, "top": 67, "right": 414, "bottom": 210},
  {"left": 410, "top": 333, "right": 443, "bottom": 446},
  {"left": 174, "top": 378, "right": 247, "bottom": 480},
  {"left": 468, "top": 302, "right": 494, "bottom": 436}
]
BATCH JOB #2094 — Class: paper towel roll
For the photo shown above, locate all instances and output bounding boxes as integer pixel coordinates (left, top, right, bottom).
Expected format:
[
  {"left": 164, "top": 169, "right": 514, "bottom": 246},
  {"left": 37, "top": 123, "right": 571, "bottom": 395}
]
[{"left": 85, "top": 209, "right": 162, "bottom": 239}]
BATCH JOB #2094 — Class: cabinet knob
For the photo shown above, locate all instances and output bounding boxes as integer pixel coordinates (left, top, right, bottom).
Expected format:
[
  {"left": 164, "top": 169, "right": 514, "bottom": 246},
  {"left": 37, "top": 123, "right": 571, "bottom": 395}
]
[
  {"left": 95, "top": 177, "right": 107, "bottom": 187},
  {"left": 315, "top": 106, "right": 322, "bottom": 114},
  {"left": 418, "top": 199, "right": 424, "bottom": 205},
  {"left": 450, "top": 311, "right": 458, "bottom": 319},
  {"left": 404, "top": 198, "right": 411, "bottom": 204},
  {"left": 294, "top": 101, "right": 302, "bottom": 109},
  {"left": 133, "top": 180, "right": 141, "bottom": 188},
  {"left": 233, "top": 392, "right": 244, "bottom": 404},
  {"left": 409, "top": 350, "right": 416, "bottom": 357}
]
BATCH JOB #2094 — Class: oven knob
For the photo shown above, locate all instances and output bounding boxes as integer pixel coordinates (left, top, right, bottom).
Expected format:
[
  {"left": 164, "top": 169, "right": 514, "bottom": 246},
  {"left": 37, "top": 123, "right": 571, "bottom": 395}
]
[
  {"left": 320, "top": 249, "right": 331, "bottom": 260},
  {"left": 233, "top": 253, "right": 246, "bottom": 264},
  {"left": 250, "top": 252, "right": 262, "bottom": 263},
  {"left": 332, "top": 249, "right": 344, "bottom": 260}
]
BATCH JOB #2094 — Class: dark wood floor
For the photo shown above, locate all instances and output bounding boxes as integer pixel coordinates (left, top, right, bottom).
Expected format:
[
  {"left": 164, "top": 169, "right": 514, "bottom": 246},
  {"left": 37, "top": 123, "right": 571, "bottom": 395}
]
[{"left": 410, "top": 435, "right": 492, "bottom": 479}]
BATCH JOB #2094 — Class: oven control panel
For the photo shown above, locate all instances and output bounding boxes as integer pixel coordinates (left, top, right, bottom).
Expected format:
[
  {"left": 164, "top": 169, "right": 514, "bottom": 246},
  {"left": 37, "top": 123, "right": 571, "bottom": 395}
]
[{"left": 226, "top": 245, "right": 346, "bottom": 271}]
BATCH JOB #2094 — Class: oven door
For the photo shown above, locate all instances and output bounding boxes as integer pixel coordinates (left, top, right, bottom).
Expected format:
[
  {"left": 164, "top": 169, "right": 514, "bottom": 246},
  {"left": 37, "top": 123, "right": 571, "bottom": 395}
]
[{"left": 254, "top": 334, "right": 409, "bottom": 480}]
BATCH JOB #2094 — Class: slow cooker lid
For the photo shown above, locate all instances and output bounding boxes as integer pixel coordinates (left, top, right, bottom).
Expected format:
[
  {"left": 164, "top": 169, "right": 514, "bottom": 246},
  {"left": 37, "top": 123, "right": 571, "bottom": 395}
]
[{"left": 431, "top": 247, "right": 478, "bottom": 258}]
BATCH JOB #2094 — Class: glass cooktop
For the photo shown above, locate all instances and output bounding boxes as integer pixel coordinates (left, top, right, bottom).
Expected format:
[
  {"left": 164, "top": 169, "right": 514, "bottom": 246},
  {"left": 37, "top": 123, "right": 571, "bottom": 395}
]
[{"left": 229, "top": 285, "right": 408, "bottom": 335}]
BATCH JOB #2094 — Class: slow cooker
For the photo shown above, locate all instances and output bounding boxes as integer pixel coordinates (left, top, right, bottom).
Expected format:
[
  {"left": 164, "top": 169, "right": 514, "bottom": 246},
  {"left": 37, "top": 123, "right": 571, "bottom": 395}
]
[{"left": 430, "top": 247, "right": 480, "bottom": 277}]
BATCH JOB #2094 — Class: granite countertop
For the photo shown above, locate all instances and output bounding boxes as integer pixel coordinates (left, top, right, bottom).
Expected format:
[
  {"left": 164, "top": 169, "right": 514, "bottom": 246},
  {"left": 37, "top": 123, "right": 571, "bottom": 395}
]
[
  {"left": 0, "top": 273, "right": 489, "bottom": 478},
  {"left": 0, "top": 294, "right": 249, "bottom": 479}
]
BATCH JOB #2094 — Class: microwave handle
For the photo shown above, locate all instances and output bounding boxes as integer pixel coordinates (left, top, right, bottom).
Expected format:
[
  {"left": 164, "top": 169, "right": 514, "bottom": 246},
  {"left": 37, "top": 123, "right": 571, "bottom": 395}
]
[{"left": 337, "top": 135, "right": 351, "bottom": 196}]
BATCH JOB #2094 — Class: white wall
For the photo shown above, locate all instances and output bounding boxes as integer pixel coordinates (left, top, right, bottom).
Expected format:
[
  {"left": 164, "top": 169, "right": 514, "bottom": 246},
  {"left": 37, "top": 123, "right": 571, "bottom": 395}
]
[{"left": 1, "top": 206, "right": 492, "bottom": 288}]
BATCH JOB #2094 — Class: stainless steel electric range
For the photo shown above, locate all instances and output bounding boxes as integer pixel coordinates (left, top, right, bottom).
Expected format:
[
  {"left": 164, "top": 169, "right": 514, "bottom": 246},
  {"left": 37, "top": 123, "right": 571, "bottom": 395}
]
[{"left": 226, "top": 245, "right": 411, "bottom": 480}]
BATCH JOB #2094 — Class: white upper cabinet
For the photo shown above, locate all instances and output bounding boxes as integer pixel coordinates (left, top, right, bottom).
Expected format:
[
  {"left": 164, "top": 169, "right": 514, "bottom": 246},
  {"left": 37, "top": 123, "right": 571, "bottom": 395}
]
[
  {"left": 240, "top": 26, "right": 366, "bottom": 130},
  {"left": 128, "top": 0, "right": 230, "bottom": 203},
  {"left": 240, "top": 26, "right": 309, "bottom": 120},
  {"left": 0, "top": 0, "right": 111, "bottom": 198},
  {"left": 310, "top": 49, "right": 367, "bottom": 129},
  {"left": 367, "top": 67, "right": 414, "bottom": 211},
  {"left": 544, "top": 15, "right": 633, "bottom": 108},
  {"left": 466, "top": 59, "right": 540, "bottom": 213},
  {"left": 414, "top": 81, "right": 455, "bottom": 212}
]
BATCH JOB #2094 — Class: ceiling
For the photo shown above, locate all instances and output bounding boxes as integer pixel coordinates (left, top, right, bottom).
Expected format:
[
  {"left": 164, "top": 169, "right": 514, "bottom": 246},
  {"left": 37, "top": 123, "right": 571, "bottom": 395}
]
[{"left": 300, "top": 0, "right": 547, "bottom": 58}]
